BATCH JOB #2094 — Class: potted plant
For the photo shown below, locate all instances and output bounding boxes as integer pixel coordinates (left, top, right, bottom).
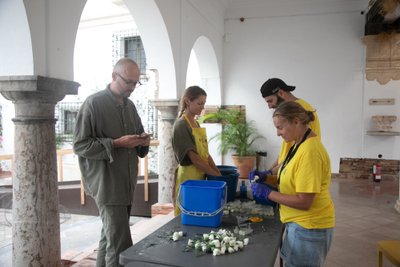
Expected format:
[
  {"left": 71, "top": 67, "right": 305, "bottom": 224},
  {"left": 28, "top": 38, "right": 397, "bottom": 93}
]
[{"left": 200, "top": 108, "right": 265, "bottom": 178}]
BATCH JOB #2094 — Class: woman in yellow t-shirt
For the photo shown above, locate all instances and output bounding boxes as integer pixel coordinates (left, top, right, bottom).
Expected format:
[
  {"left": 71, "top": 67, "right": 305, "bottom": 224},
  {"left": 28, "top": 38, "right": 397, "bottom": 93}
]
[{"left": 251, "top": 101, "right": 334, "bottom": 267}]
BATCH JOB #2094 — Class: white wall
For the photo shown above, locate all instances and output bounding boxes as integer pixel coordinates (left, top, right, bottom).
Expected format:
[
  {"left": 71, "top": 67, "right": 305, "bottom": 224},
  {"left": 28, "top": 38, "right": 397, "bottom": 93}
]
[
  {"left": 0, "top": 96, "right": 14, "bottom": 155},
  {"left": 223, "top": 1, "right": 399, "bottom": 172},
  {"left": 0, "top": 0, "right": 33, "bottom": 75},
  {"left": 155, "top": 0, "right": 225, "bottom": 98},
  {"left": 363, "top": 80, "right": 400, "bottom": 160},
  {"left": 73, "top": 2, "right": 136, "bottom": 100}
]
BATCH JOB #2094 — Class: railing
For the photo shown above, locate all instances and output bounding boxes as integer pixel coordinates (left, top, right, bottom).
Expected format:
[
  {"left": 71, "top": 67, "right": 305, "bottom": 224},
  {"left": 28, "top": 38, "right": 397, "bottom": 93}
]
[{"left": 0, "top": 140, "right": 160, "bottom": 204}]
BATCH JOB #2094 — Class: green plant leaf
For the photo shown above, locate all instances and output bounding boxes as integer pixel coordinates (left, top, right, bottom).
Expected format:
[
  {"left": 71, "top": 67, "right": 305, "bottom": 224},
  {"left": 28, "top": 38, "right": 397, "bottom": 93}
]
[{"left": 208, "top": 108, "right": 265, "bottom": 156}]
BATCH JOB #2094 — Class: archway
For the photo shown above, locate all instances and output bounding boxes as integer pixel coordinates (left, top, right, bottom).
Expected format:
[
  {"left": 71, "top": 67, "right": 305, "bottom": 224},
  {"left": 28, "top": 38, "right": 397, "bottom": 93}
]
[
  {"left": 188, "top": 36, "right": 221, "bottom": 105},
  {"left": 186, "top": 36, "right": 222, "bottom": 164}
]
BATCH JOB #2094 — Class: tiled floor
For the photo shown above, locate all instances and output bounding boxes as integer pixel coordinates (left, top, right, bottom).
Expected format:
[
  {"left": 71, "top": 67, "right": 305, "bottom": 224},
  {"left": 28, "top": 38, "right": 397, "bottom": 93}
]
[
  {"left": 1, "top": 176, "right": 399, "bottom": 266},
  {"left": 324, "top": 177, "right": 400, "bottom": 267}
]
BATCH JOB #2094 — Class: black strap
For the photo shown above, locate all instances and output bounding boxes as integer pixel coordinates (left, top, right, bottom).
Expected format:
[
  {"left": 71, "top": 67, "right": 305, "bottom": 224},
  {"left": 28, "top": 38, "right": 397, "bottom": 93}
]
[{"left": 277, "top": 128, "right": 311, "bottom": 185}]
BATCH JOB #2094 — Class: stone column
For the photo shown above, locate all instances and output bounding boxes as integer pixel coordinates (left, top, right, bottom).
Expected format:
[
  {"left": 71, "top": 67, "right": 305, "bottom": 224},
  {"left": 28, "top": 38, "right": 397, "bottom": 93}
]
[
  {"left": 0, "top": 75, "right": 79, "bottom": 267},
  {"left": 395, "top": 169, "right": 400, "bottom": 214},
  {"left": 150, "top": 99, "right": 179, "bottom": 204}
]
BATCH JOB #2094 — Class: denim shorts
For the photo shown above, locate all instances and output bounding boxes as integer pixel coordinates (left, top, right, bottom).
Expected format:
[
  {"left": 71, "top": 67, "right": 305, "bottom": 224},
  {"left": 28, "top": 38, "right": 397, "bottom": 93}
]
[{"left": 280, "top": 222, "right": 333, "bottom": 267}]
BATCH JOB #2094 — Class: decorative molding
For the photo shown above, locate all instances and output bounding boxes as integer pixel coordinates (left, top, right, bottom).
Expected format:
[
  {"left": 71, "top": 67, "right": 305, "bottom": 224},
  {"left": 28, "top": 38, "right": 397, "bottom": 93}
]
[
  {"left": 371, "top": 115, "right": 397, "bottom": 131},
  {"left": 369, "top": 98, "right": 395, "bottom": 105},
  {"left": 363, "top": 33, "right": 400, "bottom": 84},
  {"left": 367, "top": 131, "right": 400, "bottom": 136}
]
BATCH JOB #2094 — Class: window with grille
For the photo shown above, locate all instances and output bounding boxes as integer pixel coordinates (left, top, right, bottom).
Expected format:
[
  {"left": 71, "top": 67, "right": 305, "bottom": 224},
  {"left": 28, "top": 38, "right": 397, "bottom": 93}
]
[
  {"left": 64, "top": 110, "right": 78, "bottom": 134},
  {"left": 124, "top": 36, "right": 147, "bottom": 78}
]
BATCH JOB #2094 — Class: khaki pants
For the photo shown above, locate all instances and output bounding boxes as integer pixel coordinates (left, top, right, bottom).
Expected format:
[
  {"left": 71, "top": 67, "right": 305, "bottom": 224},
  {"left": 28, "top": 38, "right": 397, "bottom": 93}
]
[{"left": 96, "top": 204, "right": 132, "bottom": 267}]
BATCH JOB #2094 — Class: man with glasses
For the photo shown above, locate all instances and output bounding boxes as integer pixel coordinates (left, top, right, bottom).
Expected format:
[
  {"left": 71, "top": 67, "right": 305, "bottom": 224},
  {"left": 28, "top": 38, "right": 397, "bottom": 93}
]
[{"left": 73, "top": 58, "right": 150, "bottom": 267}]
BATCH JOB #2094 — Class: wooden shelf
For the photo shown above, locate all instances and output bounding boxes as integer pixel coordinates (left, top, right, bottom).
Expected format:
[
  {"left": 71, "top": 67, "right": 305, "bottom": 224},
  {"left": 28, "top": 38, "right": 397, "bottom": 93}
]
[{"left": 366, "top": 131, "right": 400, "bottom": 136}]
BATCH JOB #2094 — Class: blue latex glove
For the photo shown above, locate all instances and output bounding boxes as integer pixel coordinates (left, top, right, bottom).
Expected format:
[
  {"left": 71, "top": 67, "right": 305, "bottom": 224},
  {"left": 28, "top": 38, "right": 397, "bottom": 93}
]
[
  {"left": 248, "top": 169, "right": 273, "bottom": 183},
  {"left": 251, "top": 182, "right": 273, "bottom": 200},
  {"left": 251, "top": 182, "right": 276, "bottom": 206}
]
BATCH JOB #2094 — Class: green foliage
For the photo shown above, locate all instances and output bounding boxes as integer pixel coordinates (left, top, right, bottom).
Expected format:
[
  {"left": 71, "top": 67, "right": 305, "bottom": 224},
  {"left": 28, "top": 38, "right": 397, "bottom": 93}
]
[
  {"left": 202, "top": 109, "right": 264, "bottom": 157},
  {"left": 55, "top": 134, "right": 73, "bottom": 149},
  {"left": 55, "top": 135, "right": 66, "bottom": 149}
]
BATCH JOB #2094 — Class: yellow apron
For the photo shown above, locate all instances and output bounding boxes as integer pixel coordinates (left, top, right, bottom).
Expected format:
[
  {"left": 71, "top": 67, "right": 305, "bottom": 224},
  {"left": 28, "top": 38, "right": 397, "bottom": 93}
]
[{"left": 174, "top": 114, "right": 209, "bottom": 215}]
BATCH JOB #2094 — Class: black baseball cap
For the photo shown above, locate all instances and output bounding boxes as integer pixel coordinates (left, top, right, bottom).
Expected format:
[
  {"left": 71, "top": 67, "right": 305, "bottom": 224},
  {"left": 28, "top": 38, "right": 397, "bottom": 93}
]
[{"left": 260, "top": 78, "right": 296, "bottom": 97}]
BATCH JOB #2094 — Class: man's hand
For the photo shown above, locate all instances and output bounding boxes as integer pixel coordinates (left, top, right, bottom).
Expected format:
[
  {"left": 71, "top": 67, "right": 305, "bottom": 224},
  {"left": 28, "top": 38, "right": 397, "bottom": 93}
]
[
  {"left": 139, "top": 132, "right": 151, "bottom": 146},
  {"left": 113, "top": 134, "right": 150, "bottom": 148}
]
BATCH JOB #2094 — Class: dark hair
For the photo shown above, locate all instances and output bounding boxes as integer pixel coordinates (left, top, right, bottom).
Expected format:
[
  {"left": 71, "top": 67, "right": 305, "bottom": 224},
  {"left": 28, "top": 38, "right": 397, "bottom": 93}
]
[
  {"left": 273, "top": 101, "right": 315, "bottom": 125},
  {"left": 178, "top": 86, "right": 207, "bottom": 118}
]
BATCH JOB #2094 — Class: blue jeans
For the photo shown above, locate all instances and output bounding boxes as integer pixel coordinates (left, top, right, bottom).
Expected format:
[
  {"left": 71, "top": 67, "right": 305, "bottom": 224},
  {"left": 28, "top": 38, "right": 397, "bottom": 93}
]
[{"left": 280, "top": 222, "right": 333, "bottom": 267}]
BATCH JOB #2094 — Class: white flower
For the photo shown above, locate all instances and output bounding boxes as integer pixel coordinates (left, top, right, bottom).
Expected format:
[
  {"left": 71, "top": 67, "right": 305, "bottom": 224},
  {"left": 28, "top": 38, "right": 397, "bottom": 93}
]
[
  {"left": 221, "top": 245, "right": 226, "bottom": 254},
  {"left": 213, "top": 248, "right": 221, "bottom": 256},
  {"left": 212, "top": 239, "right": 221, "bottom": 248},
  {"left": 183, "top": 228, "right": 251, "bottom": 256},
  {"left": 217, "top": 229, "right": 226, "bottom": 235},
  {"left": 195, "top": 242, "right": 202, "bottom": 250},
  {"left": 172, "top": 232, "right": 179, "bottom": 241}
]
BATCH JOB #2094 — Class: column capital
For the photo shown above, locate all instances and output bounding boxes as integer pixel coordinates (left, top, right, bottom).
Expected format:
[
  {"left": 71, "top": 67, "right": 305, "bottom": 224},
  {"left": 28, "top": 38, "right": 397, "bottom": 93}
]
[
  {"left": 149, "top": 99, "right": 179, "bottom": 122},
  {"left": 0, "top": 75, "right": 79, "bottom": 103},
  {"left": 0, "top": 75, "right": 79, "bottom": 123}
]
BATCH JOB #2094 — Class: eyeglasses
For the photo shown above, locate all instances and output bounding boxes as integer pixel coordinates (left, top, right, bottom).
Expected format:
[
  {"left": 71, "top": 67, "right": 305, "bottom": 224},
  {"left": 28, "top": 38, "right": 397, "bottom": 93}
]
[{"left": 116, "top": 73, "right": 142, "bottom": 87}]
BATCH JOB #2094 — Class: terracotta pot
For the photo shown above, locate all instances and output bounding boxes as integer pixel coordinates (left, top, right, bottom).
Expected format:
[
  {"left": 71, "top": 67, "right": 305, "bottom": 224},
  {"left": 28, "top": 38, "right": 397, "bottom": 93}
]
[{"left": 231, "top": 155, "right": 256, "bottom": 179}]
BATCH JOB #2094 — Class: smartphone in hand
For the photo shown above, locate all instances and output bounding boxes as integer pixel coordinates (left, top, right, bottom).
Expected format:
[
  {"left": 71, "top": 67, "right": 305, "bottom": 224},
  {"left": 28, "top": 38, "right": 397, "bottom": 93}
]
[{"left": 140, "top": 133, "right": 153, "bottom": 138}]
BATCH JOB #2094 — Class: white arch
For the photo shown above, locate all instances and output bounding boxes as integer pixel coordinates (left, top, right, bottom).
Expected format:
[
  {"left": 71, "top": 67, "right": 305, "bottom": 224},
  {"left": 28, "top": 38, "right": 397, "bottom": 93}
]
[
  {"left": 0, "top": 0, "right": 32, "bottom": 75},
  {"left": 186, "top": 36, "right": 222, "bottom": 164},
  {"left": 124, "top": 0, "right": 177, "bottom": 99},
  {"left": 189, "top": 36, "right": 221, "bottom": 105}
]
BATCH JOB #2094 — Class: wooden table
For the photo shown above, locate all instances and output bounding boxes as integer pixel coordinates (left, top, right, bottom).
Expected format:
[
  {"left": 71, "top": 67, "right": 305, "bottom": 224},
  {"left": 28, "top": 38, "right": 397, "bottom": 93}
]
[{"left": 119, "top": 208, "right": 284, "bottom": 267}]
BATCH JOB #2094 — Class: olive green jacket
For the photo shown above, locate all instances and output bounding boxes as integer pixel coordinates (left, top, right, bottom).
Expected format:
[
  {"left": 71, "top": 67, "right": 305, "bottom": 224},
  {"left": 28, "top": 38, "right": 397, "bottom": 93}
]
[{"left": 73, "top": 86, "right": 149, "bottom": 205}]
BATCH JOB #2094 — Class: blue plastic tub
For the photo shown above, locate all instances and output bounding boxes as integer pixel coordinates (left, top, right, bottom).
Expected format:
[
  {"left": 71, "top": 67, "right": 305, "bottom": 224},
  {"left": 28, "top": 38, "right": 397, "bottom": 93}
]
[
  {"left": 177, "top": 180, "right": 226, "bottom": 227},
  {"left": 216, "top": 165, "right": 237, "bottom": 175},
  {"left": 207, "top": 172, "right": 239, "bottom": 202}
]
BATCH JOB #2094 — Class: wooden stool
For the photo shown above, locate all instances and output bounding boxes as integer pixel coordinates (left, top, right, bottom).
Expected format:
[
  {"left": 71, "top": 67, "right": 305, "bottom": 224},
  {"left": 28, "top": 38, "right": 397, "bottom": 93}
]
[{"left": 377, "top": 240, "right": 400, "bottom": 267}]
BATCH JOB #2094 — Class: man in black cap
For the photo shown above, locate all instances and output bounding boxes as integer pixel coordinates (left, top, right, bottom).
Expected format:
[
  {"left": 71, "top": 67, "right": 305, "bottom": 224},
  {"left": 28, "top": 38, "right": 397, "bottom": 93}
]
[
  {"left": 259, "top": 78, "right": 321, "bottom": 173},
  {"left": 260, "top": 78, "right": 297, "bottom": 109}
]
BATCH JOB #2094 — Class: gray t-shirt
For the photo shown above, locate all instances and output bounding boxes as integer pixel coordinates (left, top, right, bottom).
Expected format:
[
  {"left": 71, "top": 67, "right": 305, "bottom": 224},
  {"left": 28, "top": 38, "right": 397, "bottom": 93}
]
[{"left": 172, "top": 118, "right": 197, "bottom": 166}]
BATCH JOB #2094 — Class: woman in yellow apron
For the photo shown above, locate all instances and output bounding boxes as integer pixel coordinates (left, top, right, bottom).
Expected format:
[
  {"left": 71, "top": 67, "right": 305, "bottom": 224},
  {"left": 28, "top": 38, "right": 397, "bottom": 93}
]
[{"left": 172, "top": 86, "right": 221, "bottom": 215}]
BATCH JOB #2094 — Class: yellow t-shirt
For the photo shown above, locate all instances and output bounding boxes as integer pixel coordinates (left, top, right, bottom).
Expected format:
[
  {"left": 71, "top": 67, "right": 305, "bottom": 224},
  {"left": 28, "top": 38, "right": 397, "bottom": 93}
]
[
  {"left": 278, "top": 137, "right": 335, "bottom": 229},
  {"left": 278, "top": 99, "right": 321, "bottom": 164}
]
